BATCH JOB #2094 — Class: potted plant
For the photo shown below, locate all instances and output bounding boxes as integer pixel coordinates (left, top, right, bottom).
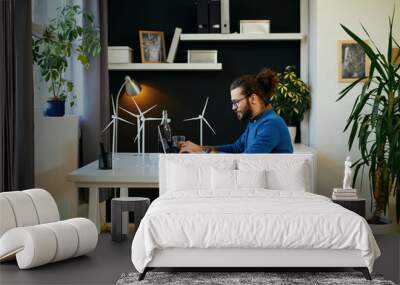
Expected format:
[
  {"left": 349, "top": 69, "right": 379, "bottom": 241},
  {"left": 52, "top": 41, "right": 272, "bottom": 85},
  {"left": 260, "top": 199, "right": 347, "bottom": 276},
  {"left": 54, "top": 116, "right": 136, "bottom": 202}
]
[
  {"left": 271, "top": 66, "right": 311, "bottom": 143},
  {"left": 337, "top": 13, "right": 400, "bottom": 223},
  {"left": 32, "top": 4, "right": 101, "bottom": 116}
]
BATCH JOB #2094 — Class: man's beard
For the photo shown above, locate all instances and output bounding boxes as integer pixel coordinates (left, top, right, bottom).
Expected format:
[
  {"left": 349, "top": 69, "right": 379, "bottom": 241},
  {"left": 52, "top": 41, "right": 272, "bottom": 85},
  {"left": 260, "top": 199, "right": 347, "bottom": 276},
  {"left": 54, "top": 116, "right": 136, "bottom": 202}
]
[{"left": 235, "top": 103, "right": 251, "bottom": 121}]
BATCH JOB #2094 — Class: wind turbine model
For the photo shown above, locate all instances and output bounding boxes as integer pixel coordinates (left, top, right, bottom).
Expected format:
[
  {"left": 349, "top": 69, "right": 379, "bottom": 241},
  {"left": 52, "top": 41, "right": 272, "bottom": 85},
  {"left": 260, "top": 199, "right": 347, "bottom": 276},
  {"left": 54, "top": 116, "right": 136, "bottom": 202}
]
[
  {"left": 183, "top": 97, "right": 216, "bottom": 145},
  {"left": 120, "top": 97, "right": 161, "bottom": 154},
  {"left": 102, "top": 95, "right": 135, "bottom": 160}
]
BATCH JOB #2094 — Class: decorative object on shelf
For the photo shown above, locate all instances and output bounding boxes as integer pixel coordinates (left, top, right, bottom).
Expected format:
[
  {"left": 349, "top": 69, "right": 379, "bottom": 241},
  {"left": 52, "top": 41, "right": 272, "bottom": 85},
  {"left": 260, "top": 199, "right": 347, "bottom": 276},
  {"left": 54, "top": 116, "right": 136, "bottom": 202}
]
[
  {"left": 32, "top": 4, "right": 101, "bottom": 116},
  {"left": 139, "top": 30, "right": 166, "bottom": 63},
  {"left": 332, "top": 157, "right": 359, "bottom": 200},
  {"left": 393, "top": 47, "right": 400, "bottom": 65},
  {"left": 337, "top": 40, "right": 370, "bottom": 83},
  {"left": 240, "top": 20, "right": 270, "bottom": 34},
  {"left": 183, "top": 97, "right": 216, "bottom": 145},
  {"left": 166, "top": 28, "right": 182, "bottom": 63},
  {"left": 271, "top": 66, "right": 311, "bottom": 144},
  {"left": 108, "top": 46, "right": 133, "bottom": 63},
  {"left": 220, "top": 0, "right": 230, "bottom": 34},
  {"left": 102, "top": 76, "right": 140, "bottom": 160},
  {"left": 337, "top": 13, "right": 399, "bottom": 224},
  {"left": 187, "top": 50, "right": 218, "bottom": 63},
  {"left": 343, "top": 156, "right": 353, "bottom": 190},
  {"left": 121, "top": 98, "right": 161, "bottom": 154}
]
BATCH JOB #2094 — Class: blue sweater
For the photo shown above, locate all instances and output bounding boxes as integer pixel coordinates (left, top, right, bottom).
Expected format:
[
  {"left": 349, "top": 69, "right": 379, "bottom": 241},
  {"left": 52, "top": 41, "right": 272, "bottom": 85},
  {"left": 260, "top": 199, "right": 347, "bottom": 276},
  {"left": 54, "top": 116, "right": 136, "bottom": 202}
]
[{"left": 217, "top": 109, "right": 293, "bottom": 153}]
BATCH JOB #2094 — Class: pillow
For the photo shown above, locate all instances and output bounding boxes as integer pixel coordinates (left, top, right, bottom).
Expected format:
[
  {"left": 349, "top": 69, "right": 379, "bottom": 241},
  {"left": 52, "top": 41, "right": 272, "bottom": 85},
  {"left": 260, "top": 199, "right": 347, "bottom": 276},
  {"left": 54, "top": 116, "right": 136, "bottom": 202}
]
[
  {"left": 238, "top": 159, "right": 309, "bottom": 191},
  {"left": 211, "top": 168, "right": 236, "bottom": 190},
  {"left": 167, "top": 159, "right": 235, "bottom": 191},
  {"left": 236, "top": 169, "right": 267, "bottom": 189},
  {"left": 265, "top": 162, "right": 308, "bottom": 191},
  {"left": 211, "top": 168, "right": 267, "bottom": 190}
]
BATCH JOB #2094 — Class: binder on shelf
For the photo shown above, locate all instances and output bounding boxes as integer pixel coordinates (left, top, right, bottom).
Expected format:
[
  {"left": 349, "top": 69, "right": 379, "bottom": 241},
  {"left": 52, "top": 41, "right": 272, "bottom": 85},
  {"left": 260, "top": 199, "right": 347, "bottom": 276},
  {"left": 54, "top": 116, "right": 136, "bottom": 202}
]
[
  {"left": 220, "top": 0, "right": 230, "bottom": 34},
  {"left": 166, "top": 27, "right": 182, "bottom": 63},
  {"left": 209, "top": 0, "right": 221, "bottom": 33},
  {"left": 196, "top": 0, "right": 209, "bottom": 33}
]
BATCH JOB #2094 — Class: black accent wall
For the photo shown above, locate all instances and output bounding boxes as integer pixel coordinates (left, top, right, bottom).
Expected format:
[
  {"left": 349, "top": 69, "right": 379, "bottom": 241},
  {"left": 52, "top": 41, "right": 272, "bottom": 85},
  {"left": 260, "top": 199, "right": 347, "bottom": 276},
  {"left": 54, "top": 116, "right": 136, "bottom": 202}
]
[{"left": 108, "top": 0, "right": 301, "bottom": 152}]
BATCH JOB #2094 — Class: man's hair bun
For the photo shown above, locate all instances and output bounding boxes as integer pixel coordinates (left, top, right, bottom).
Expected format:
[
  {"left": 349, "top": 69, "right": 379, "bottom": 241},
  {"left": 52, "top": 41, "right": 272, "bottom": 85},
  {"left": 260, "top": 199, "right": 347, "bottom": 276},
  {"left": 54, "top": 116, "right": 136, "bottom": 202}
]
[{"left": 256, "top": 68, "right": 278, "bottom": 97}]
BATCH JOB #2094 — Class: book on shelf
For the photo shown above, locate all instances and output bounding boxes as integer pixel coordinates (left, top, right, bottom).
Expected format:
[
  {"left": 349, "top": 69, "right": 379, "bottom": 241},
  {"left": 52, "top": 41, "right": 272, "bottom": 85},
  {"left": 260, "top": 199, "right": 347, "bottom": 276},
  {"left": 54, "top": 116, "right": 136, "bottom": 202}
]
[
  {"left": 332, "top": 192, "right": 359, "bottom": 200},
  {"left": 333, "top": 188, "right": 357, "bottom": 193},
  {"left": 166, "top": 27, "right": 182, "bottom": 63}
]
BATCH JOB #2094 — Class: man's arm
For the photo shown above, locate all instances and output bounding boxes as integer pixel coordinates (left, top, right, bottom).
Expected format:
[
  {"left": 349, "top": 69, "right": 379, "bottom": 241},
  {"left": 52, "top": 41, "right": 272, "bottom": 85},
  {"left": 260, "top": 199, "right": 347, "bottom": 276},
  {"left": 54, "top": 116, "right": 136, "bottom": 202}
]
[{"left": 243, "top": 120, "right": 279, "bottom": 153}]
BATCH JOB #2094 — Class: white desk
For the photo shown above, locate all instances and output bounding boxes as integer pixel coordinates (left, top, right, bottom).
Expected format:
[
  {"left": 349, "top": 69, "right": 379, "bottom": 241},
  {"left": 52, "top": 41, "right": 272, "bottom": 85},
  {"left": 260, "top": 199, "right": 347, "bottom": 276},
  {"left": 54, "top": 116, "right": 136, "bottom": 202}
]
[
  {"left": 67, "top": 153, "right": 159, "bottom": 233},
  {"left": 67, "top": 145, "right": 316, "bottom": 233}
]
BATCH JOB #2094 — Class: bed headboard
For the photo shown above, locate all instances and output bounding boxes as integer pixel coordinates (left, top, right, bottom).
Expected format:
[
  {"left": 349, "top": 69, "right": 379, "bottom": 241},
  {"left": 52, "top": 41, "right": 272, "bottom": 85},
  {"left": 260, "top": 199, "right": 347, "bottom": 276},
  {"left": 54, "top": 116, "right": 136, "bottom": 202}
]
[{"left": 159, "top": 153, "right": 316, "bottom": 196}]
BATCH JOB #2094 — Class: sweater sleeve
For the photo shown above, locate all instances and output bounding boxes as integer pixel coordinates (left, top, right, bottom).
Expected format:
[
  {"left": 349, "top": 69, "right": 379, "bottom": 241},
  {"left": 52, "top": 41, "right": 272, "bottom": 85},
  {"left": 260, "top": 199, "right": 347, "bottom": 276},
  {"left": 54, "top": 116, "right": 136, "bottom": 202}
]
[{"left": 243, "top": 120, "right": 280, "bottom": 153}]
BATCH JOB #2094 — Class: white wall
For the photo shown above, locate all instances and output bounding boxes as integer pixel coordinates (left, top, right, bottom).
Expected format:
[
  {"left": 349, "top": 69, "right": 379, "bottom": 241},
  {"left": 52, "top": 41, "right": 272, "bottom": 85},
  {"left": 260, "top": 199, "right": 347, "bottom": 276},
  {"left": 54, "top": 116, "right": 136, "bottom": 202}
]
[{"left": 309, "top": 0, "right": 400, "bottom": 217}]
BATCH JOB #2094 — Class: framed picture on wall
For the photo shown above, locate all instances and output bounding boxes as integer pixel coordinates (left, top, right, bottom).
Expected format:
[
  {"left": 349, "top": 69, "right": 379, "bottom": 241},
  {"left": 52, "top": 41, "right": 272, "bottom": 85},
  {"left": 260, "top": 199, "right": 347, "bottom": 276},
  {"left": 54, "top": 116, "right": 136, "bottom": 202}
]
[
  {"left": 139, "top": 30, "right": 166, "bottom": 63},
  {"left": 337, "top": 40, "right": 370, "bottom": 83}
]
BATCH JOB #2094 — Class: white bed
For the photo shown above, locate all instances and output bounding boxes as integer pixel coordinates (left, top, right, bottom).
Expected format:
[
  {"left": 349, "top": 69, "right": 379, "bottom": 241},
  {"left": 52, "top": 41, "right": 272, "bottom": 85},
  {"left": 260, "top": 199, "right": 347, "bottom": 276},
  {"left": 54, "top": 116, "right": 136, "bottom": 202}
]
[{"left": 131, "top": 154, "right": 380, "bottom": 280}]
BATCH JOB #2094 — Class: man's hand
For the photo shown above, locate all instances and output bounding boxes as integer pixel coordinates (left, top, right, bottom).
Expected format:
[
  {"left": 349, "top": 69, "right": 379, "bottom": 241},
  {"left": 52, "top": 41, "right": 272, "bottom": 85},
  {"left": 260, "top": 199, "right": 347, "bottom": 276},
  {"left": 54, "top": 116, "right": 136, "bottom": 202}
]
[{"left": 178, "top": 141, "right": 203, "bottom": 153}]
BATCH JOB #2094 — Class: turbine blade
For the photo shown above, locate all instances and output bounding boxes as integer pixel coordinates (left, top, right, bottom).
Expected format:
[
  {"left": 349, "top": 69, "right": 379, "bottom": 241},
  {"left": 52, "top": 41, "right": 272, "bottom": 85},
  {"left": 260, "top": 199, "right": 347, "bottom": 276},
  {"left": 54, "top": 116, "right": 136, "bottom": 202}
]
[
  {"left": 142, "top": 104, "right": 157, "bottom": 115},
  {"left": 111, "top": 94, "right": 116, "bottom": 114},
  {"left": 119, "top": 106, "right": 139, "bottom": 118},
  {"left": 131, "top": 97, "right": 142, "bottom": 114},
  {"left": 133, "top": 123, "right": 145, "bottom": 143},
  {"left": 102, "top": 120, "right": 113, "bottom": 133},
  {"left": 202, "top": 97, "right": 209, "bottom": 116},
  {"left": 116, "top": 116, "right": 135, "bottom": 126},
  {"left": 202, "top": 117, "right": 216, "bottom": 135},
  {"left": 183, "top": 117, "right": 200, "bottom": 122}
]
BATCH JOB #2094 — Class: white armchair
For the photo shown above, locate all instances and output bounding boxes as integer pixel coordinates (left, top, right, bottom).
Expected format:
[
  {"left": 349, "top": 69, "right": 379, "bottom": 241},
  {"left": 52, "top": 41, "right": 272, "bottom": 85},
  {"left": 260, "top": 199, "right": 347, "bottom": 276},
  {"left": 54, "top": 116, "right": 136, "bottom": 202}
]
[{"left": 0, "top": 188, "right": 98, "bottom": 269}]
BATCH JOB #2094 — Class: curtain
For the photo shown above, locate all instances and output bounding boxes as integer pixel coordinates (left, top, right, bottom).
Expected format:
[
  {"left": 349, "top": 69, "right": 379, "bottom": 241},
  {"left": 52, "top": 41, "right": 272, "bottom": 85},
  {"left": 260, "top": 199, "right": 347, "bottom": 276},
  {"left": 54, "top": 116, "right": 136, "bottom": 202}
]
[
  {"left": 79, "top": 0, "right": 111, "bottom": 203},
  {"left": 0, "top": 0, "right": 34, "bottom": 192}
]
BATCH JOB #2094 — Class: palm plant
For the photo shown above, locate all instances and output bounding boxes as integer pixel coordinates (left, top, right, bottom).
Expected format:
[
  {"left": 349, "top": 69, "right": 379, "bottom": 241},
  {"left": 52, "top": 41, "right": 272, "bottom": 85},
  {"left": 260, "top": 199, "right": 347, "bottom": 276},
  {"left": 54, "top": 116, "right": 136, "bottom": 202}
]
[{"left": 337, "top": 12, "right": 400, "bottom": 223}]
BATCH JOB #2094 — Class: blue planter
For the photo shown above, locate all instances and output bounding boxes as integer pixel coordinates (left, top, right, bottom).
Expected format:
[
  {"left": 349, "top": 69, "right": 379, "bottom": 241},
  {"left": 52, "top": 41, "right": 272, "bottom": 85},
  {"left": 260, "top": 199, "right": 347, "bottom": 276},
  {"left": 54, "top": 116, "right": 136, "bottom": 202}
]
[{"left": 46, "top": 99, "right": 65, "bottom": 117}]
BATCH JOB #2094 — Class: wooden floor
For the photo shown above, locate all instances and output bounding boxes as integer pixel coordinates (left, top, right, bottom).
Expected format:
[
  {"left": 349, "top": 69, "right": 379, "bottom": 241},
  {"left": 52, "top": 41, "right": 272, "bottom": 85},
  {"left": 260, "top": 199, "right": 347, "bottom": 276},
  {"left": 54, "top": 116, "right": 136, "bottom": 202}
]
[{"left": 0, "top": 234, "right": 133, "bottom": 285}]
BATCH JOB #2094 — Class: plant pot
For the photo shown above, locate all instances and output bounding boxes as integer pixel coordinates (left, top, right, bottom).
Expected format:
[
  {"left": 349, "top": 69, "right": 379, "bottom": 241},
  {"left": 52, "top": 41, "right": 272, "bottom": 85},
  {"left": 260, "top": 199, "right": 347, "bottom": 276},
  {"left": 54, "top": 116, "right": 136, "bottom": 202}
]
[
  {"left": 288, "top": 126, "right": 296, "bottom": 145},
  {"left": 46, "top": 98, "right": 65, "bottom": 117}
]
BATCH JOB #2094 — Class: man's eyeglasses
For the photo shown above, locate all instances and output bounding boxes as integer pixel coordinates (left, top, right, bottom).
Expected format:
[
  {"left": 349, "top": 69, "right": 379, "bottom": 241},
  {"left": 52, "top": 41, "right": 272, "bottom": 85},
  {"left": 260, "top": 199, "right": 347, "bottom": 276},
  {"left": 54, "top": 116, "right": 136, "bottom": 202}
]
[{"left": 231, "top": 97, "right": 247, "bottom": 109}]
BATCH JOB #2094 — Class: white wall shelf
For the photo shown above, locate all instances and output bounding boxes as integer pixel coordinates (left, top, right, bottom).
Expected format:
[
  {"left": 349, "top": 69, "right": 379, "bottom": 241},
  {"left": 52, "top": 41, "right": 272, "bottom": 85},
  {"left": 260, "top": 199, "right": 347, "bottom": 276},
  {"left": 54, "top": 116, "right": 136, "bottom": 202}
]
[
  {"left": 180, "top": 33, "right": 304, "bottom": 41},
  {"left": 108, "top": 63, "right": 222, "bottom": 71}
]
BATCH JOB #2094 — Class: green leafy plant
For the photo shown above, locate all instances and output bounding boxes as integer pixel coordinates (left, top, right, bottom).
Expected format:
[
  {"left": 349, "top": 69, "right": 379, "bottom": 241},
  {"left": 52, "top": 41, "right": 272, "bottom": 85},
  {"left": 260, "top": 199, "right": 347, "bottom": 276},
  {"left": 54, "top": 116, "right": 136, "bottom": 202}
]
[
  {"left": 271, "top": 66, "right": 311, "bottom": 126},
  {"left": 337, "top": 12, "right": 400, "bottom": 223},
  {"left": 32, "top": 4, "right": 101, "bottom": 107}
]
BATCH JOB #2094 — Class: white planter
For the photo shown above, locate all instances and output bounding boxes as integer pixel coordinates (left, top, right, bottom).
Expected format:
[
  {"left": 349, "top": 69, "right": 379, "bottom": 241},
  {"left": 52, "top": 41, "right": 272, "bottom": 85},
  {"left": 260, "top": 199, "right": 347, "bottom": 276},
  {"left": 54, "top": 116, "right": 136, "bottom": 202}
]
[{"left": 288, "top": 126, "right": 296, "bottom": 145}]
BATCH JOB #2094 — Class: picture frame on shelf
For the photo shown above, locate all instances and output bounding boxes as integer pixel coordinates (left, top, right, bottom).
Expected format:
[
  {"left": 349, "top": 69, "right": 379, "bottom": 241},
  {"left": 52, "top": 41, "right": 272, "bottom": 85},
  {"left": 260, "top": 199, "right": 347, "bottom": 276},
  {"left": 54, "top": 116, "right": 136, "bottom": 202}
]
[
  {"left": 139, "top": 30, "right": 166, "bottom": 63},
  {"left": 337, "top": 40, "right": 370, "bottom": 83}
]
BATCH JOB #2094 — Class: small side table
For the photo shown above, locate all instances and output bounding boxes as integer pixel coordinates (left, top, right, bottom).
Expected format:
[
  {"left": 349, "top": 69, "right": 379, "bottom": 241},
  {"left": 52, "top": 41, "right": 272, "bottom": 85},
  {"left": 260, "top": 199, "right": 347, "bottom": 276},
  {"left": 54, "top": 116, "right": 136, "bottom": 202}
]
[
  {"left": 111, "top": 197, "right": 150, "bottom": 242},
  {"left": 332, "top": 198, "right": 366, "bottom": 218}
]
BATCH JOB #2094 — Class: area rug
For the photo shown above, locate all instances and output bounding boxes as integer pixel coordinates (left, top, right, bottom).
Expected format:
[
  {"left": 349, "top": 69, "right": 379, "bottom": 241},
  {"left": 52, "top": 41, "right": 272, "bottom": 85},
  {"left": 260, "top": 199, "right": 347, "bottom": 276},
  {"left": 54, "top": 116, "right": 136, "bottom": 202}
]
[{"left": 116, "top": 271, "right": 395, "bottom": 285}]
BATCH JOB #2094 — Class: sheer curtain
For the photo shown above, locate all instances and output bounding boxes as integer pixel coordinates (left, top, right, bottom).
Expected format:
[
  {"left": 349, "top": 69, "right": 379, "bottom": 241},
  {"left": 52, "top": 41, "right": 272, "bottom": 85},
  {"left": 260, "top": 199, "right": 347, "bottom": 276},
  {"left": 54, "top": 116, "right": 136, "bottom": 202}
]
[{"left": 0, "top": 0, "right": 34, "bottom": 192}]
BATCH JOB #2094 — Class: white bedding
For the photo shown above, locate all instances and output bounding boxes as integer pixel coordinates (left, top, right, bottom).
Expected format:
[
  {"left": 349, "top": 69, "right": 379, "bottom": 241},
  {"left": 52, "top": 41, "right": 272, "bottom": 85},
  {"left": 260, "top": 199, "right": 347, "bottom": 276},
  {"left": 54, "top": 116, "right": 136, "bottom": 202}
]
[{"left": 131, "top": 190, "right": 380, "bottom": 273}]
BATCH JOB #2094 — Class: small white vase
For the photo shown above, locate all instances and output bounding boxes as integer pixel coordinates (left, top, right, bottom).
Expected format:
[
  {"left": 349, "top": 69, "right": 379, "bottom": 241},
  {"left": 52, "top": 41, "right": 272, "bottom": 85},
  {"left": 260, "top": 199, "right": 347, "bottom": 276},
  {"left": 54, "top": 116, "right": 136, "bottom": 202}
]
[{"left": 288, "top": 126, "right": 296, "bottom": 145}]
